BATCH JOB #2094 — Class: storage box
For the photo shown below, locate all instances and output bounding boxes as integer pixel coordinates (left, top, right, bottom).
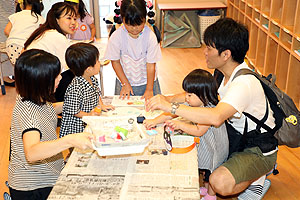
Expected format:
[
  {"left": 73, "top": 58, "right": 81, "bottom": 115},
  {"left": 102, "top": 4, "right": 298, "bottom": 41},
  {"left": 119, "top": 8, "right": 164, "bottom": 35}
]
[
  {"left": 83, "top": 116, "right": 150, "bottom": 156},
  {"left": 198, "top": 15, "right": 221, "bottom": 43}
]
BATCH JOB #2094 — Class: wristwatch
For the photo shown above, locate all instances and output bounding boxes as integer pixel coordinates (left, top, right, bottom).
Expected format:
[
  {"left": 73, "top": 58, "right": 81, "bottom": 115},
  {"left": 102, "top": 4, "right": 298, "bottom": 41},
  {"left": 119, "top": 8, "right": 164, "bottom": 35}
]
[{"left": 171, "top": 102, "right": 180, "bottom": 115}]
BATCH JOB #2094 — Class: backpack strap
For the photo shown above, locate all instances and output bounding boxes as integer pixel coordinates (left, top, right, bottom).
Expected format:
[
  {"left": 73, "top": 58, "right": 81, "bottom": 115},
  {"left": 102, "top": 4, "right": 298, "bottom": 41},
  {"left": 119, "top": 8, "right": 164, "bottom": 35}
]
[
  {"left": 243, "top": 98, "right": 273, "bottom": 133},
  {"left": 233, "top": 68, "right": 275, "bottom": 134}
]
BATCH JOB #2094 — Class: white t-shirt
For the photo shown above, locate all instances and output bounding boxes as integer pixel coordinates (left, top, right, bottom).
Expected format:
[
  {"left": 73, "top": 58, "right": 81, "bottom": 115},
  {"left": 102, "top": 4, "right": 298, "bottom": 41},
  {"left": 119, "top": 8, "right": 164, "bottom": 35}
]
[
  {"left": 27, "top": 30, "right": 70, "bottom": 72},
  {"left": 218, "top": 62, "right": 275, "bottom": 134},
  {"left": 104, "top": 25, "right": 161, "bottom": 85},
  {"left": 104, "top": 25, "right": 161, "bottom": 62},
  {"left": 6, "top": 10, "right": 45, "bottom": 47}
]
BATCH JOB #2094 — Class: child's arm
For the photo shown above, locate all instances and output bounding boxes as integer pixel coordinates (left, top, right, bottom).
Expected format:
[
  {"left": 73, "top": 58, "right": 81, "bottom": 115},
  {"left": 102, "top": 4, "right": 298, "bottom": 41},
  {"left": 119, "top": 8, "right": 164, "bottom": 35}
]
[
  {"left": 165, "top": 120, "right": 210, "bottom": 137},
  {"left": 142, "top": 63, "right": 155, "bottom": 100},
  {"left": 4, "top": 21, "right": 12, "bottom": 37},
  {"left": 89, "top": 23, "right": 96, "bottom": 41},
  {"left": 111, "top": 60, "right": 133, "bottom": 99},
  {"left": 98, "top": 97, "right": 115, "bottom": 111},
  {"left": 74, "top": 110, "right": 100, "bottom": 118},
  {"left": 143, "top": 112, "right": 176, "bottom": 129},
  {"left": 23, "top": 130, "right": 92, "bottom": 162},
  {"left": 53, "top": 102, "right": 63, "bottom": 115}
]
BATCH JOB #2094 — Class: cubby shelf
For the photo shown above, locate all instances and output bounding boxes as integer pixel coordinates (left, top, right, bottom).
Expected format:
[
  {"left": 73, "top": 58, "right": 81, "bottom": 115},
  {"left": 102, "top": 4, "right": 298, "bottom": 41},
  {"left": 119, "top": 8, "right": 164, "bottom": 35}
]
[{"left": 227, "top": 0, "right": 300, "bottom": 108}]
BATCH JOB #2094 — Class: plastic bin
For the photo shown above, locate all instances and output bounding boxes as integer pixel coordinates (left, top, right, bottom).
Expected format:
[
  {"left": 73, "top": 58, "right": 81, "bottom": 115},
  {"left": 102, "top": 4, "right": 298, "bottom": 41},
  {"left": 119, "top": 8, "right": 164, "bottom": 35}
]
[{"left": 198, "top": 13, "right": 221, "bottom": 43}]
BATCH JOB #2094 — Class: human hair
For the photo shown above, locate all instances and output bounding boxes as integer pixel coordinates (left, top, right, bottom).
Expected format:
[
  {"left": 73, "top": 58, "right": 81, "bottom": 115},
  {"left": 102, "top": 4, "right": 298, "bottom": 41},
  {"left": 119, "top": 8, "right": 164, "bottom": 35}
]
[
  {"left": 65, "top": 43, "right": 99, "bottom": 76},
  {"left": 182, "top": 69, "right": 219, "bottom": 106},
  {"left": 22, "top": 0, "right": 44, "bottom": 20},
  {"left": 64, "top": 0, "right": 88, "bottom": 21},
  {"left": 204, "top": 17, "right": 249, "bottom": 64},
  {"left": 109, "top": 0, "right": 161, "bottom": 43},
  {"left": 15, "top": 49, "right": 61, "bottom": 105},
  {"left": 24, "top": 2, "right": 76, "bottom": 49}
]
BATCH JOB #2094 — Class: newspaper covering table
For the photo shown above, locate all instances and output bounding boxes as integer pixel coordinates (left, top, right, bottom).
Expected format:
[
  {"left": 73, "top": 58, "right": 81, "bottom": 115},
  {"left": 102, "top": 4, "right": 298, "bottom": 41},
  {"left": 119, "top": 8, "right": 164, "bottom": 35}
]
[{"left": 48, "top": 97, "right": 200, "bottom": 200}]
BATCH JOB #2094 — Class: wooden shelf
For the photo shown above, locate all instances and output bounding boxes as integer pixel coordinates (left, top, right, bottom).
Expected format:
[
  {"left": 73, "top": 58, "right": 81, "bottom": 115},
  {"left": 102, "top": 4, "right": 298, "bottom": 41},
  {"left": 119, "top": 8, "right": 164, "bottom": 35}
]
[{"left": 227, "top": 0, "right": 300, "bottom": 108}]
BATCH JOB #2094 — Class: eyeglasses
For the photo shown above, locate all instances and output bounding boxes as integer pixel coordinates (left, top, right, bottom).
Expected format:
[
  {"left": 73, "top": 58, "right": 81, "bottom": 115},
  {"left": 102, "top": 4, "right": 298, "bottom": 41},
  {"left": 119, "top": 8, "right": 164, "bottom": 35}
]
[{"left": 163, "top": 125, "right": 172, "bottom": 151}]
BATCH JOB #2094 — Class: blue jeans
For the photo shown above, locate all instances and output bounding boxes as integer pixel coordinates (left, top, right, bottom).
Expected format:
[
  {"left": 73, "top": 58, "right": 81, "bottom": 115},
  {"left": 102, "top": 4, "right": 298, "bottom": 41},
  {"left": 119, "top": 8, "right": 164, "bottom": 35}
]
[{"left": 114, "top": 79, "right": 161, "bottom": 96}]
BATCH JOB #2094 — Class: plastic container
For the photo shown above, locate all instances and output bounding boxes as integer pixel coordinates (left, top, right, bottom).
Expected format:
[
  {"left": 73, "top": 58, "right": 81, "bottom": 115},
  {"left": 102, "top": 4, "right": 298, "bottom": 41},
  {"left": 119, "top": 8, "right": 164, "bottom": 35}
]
[
  {"left": 198, "top": 10, "right": 221, "bottom": 43},
  {"left": 83, "top": 116, "right": 150, "bottom": 156}
]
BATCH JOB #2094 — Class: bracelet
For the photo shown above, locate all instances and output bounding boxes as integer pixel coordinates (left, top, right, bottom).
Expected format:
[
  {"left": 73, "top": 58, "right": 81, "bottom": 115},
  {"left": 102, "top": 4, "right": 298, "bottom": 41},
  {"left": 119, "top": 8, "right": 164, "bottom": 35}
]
[{"left": 121, "top": 82, "right": 126, "bottom": 86}]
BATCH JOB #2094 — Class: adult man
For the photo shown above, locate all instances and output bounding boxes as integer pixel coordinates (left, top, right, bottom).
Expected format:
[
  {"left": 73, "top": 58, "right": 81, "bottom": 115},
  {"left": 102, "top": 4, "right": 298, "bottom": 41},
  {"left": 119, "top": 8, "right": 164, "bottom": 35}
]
[{"left": 146, "top": 18, "right": 277, "bottom": 199}]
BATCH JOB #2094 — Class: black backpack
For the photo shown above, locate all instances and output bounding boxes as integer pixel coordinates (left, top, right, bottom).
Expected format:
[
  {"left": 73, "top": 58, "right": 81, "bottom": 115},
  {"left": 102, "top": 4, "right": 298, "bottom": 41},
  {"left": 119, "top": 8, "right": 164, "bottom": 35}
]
[{"left": 233, "top": 69, "right": 300, "bottom": 148}]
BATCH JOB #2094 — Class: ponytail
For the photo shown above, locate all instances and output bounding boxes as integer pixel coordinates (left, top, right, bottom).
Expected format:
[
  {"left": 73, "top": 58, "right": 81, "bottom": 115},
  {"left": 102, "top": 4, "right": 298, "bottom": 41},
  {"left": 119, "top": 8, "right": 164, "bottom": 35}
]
[
  {"left": 109, "top": 1, "right": 122, "bottom": 37},
  {"left": 146, "top": 5, "right": 161, "bottom": 43}
]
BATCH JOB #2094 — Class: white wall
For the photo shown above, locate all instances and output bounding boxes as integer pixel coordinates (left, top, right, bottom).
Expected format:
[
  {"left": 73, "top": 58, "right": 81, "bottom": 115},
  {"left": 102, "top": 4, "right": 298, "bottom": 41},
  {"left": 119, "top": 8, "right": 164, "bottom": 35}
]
[{"left": 41, "top": 0, "right": 90, "bottom": 18}]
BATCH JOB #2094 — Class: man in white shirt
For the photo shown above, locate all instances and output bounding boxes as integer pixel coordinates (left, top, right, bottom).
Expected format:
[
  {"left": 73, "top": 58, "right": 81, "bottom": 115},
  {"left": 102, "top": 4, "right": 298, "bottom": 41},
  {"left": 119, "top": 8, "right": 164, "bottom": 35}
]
[{"left": 146, "top": 18, "right": 277, "bottom": 200}]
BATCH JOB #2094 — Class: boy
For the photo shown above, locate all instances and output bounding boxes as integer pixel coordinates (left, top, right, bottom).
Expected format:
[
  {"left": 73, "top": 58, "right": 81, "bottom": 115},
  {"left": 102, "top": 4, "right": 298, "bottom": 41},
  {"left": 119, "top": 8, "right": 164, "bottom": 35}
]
[
  {"left": 60, "top": 43, "right": 114, "bottom": 138},
  {"left": 146, "top": 18, "right": 277, "bottom": 200}
]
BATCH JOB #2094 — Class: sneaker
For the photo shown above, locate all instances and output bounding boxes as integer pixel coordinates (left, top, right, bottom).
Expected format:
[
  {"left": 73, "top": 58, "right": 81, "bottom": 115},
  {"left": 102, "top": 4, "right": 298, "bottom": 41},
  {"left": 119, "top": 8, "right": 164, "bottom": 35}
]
[
  {"left": 5, "top": 181, "right": 9, "bottom": 188},
  {"left": 3, "top": 192, "right": 12, "bottom": 200},
  {"left": 238, "top": 179, "right": 271, "bottom": 200}
]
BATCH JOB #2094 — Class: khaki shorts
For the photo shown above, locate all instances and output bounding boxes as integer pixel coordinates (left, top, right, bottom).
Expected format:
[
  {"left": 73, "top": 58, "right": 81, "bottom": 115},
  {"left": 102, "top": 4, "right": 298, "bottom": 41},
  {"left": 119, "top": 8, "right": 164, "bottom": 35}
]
[{"left": 222, "top": 147, "right": 277, "bottom": 184}]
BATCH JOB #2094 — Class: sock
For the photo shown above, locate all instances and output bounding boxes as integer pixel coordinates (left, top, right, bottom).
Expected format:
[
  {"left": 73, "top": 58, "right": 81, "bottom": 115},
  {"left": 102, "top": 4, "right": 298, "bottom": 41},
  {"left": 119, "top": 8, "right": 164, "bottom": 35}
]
[
  {"left": 203, "top": 193, "right": 217, "bottom": 200},
  {"left": 200, "top": 187, "right": 208, "bottom": 195},
  {"left": 247, "top": 175, "right": 266, "bottom": 195}
]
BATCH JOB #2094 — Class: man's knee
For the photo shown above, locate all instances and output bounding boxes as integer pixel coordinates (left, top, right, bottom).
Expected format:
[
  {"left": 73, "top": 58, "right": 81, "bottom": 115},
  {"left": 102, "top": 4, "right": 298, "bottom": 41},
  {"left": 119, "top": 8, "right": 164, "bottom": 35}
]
[{"left": 209, "top": 166, "right": 236, "bottom": 196}]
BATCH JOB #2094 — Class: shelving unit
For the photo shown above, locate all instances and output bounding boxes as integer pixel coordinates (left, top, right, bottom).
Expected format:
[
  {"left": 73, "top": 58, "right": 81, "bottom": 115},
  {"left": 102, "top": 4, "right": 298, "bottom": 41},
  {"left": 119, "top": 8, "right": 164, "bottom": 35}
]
[{"left": 227, "top": 0, "right": 300, "bottom": 108}]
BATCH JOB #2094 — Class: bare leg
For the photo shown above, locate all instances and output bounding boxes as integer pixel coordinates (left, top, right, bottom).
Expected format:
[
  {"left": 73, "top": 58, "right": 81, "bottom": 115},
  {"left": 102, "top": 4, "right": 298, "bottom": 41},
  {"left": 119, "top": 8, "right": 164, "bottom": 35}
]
[{"left": 209, "top": 166, "right": 253, "bottom": 196}]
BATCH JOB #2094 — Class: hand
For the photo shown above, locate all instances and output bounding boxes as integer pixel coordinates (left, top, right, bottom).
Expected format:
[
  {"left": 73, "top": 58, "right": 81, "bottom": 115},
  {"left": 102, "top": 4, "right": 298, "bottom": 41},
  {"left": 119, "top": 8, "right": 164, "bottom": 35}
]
[
  {"left": 141, "top": 89, "right": 153, "bottom": 101},
  {"left": 120, "top": 84, "right": 134, "bottom": 100},
  {"left": 145, "top": 94, "right": 171, "bottom": 112},
  {"left": 143, "top": 119, "right": 157, "bottom": 130},
  {"left": 68, "top": 132, "right": 93, "bottom": 150},
  {"left": 101, "top": 104, "right": 115, "bottom": 112},
  {"left": 89, "top": 109, "right": 101, "bottom": 116},
  {"left": 165, "top": 120, "right": 183, "bottom": 131}
]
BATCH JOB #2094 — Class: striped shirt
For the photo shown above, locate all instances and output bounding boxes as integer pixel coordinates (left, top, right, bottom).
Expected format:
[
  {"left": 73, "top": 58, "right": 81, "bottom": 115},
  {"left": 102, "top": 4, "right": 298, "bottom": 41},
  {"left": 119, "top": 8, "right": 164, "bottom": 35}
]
[
  {"left": 59, "top": 76, "right": 100, "bottom": 137},
  {"left": 8, "top": 95, "right": 64, "bottom": 191}
]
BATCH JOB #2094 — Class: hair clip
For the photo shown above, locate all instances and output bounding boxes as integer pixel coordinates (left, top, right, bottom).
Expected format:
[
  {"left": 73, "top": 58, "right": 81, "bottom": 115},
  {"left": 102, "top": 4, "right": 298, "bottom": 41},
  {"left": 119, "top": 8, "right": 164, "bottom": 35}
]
[
  {"left": 65, "top": 0, "right": 79, "bottom": 3},
  {"left": 115, "top": 0, "right": 122, "bottom": 7},
  {"left": 147, "top": 11, "right": 155, "bottom": 18},
  {"left": 114, "top": 8, "right": 120, "bottom": 15},
  {"left": 146, "top": 0, "right": 153, "bottom": 8},
  {"left": 148, "top": 18, "right": 155, "bottom": 25}
]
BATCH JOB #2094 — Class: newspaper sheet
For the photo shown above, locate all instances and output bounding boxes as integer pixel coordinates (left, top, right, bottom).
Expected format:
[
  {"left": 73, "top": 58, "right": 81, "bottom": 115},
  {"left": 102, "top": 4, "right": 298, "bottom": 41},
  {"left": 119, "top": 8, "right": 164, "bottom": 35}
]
[{"left": 48, "top": 107, "right": 199, "bottom": 200}]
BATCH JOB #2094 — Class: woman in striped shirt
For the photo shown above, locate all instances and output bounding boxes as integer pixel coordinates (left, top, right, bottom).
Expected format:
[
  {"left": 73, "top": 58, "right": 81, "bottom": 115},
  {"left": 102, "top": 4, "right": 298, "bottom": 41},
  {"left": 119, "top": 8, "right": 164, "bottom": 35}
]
[{"left": 8, "top": 49, "right": 92, "bottom": 200}]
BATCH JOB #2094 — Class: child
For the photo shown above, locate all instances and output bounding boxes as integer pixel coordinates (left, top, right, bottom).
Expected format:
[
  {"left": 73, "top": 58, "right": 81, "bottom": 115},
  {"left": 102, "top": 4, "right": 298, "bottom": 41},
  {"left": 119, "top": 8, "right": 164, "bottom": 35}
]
[
  {"left": 4, "top": 0, "right": 45, "bottom": 85},
  {"left": 64, "top": 0, "right": 96, "bottom": 41},
  {"left": 144, "top": 69, "right": 229, "bottom": 199},
  {"left": 59, "top": 43, "right": 114, "bottom": 138},
  {"left": 24, "top": 2, "right": 77, "bottom": 102},
  {"left": 8, "top": 49, "right": 92, "bottom": 200},
  {"left": 104, "top": 0, "right": 162, "bottom": 100}
]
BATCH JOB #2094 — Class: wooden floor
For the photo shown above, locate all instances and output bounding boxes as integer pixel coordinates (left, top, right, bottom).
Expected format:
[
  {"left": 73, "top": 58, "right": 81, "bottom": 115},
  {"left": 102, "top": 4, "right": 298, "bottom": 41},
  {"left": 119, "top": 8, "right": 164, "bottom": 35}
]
[{"left": 1, "top": 46, "right": 300, "bottom": 199}]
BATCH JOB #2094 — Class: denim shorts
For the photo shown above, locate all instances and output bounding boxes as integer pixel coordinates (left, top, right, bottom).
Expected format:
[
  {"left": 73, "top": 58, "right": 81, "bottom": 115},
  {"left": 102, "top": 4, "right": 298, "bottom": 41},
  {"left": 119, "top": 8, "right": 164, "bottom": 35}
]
[
  {"left": 222, "top": 147, "right": 277, "bottom": 184},
  {"left": 114, "top": 78, "right": 161, "bottom": 96}
]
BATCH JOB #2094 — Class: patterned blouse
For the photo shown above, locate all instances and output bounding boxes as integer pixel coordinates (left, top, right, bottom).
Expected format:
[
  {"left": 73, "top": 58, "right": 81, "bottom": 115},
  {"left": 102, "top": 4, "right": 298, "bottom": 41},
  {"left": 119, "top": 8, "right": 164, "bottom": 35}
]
[
  {"left": 8, "top": 95, "right": 64, "bottom": 190},
  {"left": 59, "top": 76, "right": 100, "bottom": 137}
]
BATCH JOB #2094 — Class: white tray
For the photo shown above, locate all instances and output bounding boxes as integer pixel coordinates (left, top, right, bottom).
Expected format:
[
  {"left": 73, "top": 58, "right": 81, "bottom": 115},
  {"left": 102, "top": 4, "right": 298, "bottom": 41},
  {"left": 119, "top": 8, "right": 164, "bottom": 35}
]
[{"left": 83, "top": 116, "right": 150, "bottom": 156}]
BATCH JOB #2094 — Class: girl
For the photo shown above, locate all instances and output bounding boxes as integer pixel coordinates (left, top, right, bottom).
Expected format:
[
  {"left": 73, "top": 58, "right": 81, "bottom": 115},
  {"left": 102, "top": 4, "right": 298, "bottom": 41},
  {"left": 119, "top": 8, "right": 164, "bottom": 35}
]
[
  {"left": 8, "top": 49, "right": 92, "bottom": 200},
  {"left": 60, "top": 43, "right": 114, "bottom": 138},
  {"left": 104, "top": 0, "right": 162, "bottom": 100},
  {"left": 4, "top": 0, "right": 45, "bottom": 85},
  {"left": 144, "top": 69, "right": 229, "bottom": 200},
  {"left": 24, "top": 2, "right": 77, "bottom": 102},
  {"left": 64, "top": 0, "right": 96, "bottom": 41}
]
